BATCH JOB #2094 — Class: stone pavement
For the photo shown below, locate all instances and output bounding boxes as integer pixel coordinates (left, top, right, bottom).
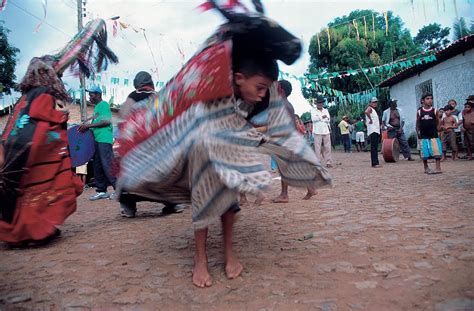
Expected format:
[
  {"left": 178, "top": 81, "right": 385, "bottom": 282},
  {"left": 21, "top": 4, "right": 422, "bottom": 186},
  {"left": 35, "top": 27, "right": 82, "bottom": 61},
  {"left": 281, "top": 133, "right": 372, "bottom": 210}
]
[{"left": 1, "top": 152, "right": 473, "bottom": 310}]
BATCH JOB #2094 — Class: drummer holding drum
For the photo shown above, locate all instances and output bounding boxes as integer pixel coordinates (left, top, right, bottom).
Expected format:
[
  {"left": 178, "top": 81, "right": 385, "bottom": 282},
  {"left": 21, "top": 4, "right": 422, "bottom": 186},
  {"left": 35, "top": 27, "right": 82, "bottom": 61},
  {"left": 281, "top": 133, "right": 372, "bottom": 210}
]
[{"left": 382, "top": 99, "right": 414, "bottom": 162}]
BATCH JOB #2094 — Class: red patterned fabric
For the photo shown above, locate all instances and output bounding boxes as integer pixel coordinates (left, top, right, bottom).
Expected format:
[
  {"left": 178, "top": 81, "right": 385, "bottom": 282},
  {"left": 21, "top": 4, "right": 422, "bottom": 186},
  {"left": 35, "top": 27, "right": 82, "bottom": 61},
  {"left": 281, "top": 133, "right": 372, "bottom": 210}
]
[{"left": 117, "top": 41, "right": 233, "bottom": 158}]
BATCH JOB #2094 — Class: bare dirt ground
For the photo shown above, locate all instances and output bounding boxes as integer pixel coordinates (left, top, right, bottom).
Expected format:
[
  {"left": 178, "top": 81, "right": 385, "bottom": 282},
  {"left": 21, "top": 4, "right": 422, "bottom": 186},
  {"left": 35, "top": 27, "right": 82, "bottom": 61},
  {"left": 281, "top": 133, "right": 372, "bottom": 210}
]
[{"left": 1, "top": 151, "right": 473, "bottom": 311}]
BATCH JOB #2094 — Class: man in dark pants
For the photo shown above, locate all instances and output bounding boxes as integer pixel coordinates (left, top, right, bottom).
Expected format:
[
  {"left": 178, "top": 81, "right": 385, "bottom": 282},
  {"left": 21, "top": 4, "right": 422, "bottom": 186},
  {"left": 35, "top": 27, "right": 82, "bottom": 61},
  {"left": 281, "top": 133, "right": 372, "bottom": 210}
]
[
  {"left": 365, "top": 97, "right": 382, "bottom": 168},
  {"left": 78, "top": 85, "right": 116, "bottom": 200},
  {"left": 382, "top": 99, "right": 414, "bottom": 161}
]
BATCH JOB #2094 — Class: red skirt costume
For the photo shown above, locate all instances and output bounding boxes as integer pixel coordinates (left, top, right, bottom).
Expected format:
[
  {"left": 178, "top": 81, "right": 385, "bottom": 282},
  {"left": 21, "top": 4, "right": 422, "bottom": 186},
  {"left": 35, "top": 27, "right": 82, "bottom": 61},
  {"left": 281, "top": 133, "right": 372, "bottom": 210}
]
[{"left": 0, "top": 88, "right": 82, "bottom": 243}]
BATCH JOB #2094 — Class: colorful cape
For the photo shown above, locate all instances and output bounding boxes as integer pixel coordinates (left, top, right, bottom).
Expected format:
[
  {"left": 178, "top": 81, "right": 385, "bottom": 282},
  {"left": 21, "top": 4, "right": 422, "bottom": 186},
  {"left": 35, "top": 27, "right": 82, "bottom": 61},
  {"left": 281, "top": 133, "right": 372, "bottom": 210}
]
[
  {"left": 117, "top": 12, "right": 332, "bottom": 229},
  {"left": 0, "top": 88, "right": 82, "bottom": 243}
]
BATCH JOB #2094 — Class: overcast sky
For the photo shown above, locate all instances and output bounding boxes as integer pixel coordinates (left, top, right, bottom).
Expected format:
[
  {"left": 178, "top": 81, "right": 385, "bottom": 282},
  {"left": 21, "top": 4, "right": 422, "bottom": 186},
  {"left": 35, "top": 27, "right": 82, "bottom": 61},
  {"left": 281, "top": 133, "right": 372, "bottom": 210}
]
[{"left": 1, "top": 0, "right": 472, "bottom": 114}]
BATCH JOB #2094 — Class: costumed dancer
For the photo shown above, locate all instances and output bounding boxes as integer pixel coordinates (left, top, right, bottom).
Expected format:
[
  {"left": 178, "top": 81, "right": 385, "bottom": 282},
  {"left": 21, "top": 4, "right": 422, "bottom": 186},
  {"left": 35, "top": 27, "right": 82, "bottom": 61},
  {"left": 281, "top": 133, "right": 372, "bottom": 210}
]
[
  {"left": 118, "top": 71, "right": 182, "bottom": 218},
  {"left": 0, "top": 19, "right": 118, "bottom": 247},
  {"left": 116, "top": 1, "right": 331, "bottom": 288}
]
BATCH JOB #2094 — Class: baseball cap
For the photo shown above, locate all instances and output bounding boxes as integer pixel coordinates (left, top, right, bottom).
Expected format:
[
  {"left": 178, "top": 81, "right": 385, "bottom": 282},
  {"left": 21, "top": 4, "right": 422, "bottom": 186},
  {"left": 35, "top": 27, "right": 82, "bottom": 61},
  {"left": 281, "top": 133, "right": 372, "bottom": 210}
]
[
  {"left": 370, "top": 97, "right": 378, "bottom": 102},
  {"left": 86, "top": 85, "right": 102, "bottom": 94}
]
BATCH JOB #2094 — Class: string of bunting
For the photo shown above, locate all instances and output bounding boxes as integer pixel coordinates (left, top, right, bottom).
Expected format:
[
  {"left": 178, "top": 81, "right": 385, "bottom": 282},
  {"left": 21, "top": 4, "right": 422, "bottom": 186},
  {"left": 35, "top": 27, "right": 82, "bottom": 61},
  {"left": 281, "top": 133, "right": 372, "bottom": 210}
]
[{"left": 287, "top": 53, "right": 437, "bottom": 82}]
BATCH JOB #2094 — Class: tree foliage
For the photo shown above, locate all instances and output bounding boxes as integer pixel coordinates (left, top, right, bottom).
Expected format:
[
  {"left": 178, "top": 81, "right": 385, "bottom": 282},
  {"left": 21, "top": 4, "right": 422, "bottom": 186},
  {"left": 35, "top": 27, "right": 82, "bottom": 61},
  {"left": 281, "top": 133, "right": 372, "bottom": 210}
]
[
  {"left": 452, "top": 17, "right": 473, "bottom": 40},
  {"left": 303, "top": 10, "right": 421, "bottom": 119},
  {"left": 414, "top": 23, "right": 450, "bottom": 51},
  {"left": 0, "top": 21, "right": 20, "bottom": 94}
]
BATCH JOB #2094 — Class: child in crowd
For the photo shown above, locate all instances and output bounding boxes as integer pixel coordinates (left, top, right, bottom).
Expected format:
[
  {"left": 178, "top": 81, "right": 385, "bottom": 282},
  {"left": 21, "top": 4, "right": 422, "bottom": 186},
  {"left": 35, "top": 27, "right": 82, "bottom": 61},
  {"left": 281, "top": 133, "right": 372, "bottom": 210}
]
[
  {"left": 440, "top": 105, "right": 458, "bottom": 161},
  {"left": 461, "top": 101, "right": 473, "bottom": 160},
  {"left": 416, "top": 93, "right": 442, "bottom": 174}
]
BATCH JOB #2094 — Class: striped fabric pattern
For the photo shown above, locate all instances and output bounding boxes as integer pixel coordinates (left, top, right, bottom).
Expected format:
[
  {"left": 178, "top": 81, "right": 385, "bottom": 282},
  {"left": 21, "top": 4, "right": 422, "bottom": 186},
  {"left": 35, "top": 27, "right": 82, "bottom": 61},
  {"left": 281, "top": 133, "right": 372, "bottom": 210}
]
[{"left": 118, "top": 85, "right": 332, "bottom": 229}]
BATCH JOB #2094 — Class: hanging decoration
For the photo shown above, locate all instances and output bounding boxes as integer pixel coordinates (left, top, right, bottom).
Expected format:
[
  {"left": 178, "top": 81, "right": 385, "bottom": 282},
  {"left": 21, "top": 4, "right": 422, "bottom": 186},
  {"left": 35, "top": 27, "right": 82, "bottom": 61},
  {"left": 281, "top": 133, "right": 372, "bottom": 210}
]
[
  {"left": 422, "top": 0, "right": 427, "bottom": 20},
  {"left": 326, "top": 28, "right": 331, "bottom": 50},
  {"left": 112, "top": 20, "right": 118, "bottom": 38},
  {"left": 364, "top": 16, "right": 368, "bottom": 39},
  {"left": 383, "top": 11, "right": 389, "bottom": 35},
  {"left": 142, "top": 29, "right": 160, "bottom": 81},
  {"left": 453, "top": 0, "right": 459, "bottom": 20},
  {"left": 372, "top": 14, "right": 376, "bottom": 39},
  {"left": 0, "top": 0, "right": 7, "bottom": 11},
  {"left": 279, "top": 53, "right": 437, "bottom": 83},
  {"left": 353, "top": 19, "right": 360, "bottom": 41},
  {"left": 33, "top": 0, "right": 48, "bottom": 33},
  {"left": 317, "top": 33, "right": 321, "bottom": 54}
]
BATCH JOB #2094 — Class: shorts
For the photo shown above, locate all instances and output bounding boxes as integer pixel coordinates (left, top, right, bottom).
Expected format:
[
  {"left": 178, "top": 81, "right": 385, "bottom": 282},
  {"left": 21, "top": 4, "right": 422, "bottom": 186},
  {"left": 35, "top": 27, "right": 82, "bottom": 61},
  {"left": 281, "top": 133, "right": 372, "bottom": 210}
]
[
  {"left": 355, "top": 131, "right": 365, "bottom": 142},
  {"left": 464, "top": 129, "right": 473, "bottom": 149},
  {"left": 442, "top": 131, "right": 458, "bottom": 152},
  {"left": 420, "top": 138, "right": 442, "bottom": 160}
]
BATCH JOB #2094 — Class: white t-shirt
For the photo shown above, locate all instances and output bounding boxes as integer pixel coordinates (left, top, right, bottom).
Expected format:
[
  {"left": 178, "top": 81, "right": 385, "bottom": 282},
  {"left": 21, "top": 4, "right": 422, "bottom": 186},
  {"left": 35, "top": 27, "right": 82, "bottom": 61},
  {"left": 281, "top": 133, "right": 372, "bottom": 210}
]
[
  {"left": 366, "top": 107, "right": 380, "bottom": 135},
  {"left": 311, "top": 107, "right": 331, "bottom": 135}
]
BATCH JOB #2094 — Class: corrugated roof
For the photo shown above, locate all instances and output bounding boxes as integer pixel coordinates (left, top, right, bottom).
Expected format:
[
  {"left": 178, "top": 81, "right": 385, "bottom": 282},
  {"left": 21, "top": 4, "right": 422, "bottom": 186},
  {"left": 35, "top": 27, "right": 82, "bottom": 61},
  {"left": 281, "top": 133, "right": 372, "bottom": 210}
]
[{"left": 379, "top": 34, "right": 474, "bottom": 88}]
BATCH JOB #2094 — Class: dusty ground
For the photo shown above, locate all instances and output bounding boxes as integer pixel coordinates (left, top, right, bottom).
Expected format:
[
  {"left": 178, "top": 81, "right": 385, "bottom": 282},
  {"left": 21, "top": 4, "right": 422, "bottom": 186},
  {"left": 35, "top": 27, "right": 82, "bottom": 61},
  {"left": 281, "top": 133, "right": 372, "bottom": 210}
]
[{"left": 1, "top": 151, "right": 473, "bottom": 310}]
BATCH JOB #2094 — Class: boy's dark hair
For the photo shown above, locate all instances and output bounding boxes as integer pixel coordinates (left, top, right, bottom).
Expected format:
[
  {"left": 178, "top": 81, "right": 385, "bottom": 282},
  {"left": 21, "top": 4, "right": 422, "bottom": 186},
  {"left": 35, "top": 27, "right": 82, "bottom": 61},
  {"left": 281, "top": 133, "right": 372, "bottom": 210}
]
[
  {"left": 444, "top": 105, "right": 454, "bottom": 111},
  {"left": 278, "top": 79, "right": 292, "bottom": 97},
  {"left": 422, "top": 93, "right": 433, "bottom": 100},
  {"left": 233, "top": 53, "right": 279, "bottom": 81}
]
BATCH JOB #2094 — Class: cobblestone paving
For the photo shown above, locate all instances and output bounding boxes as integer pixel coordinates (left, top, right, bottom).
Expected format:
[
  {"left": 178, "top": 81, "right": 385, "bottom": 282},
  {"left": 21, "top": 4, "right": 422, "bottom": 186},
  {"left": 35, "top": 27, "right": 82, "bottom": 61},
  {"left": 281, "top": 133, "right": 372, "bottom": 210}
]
[{"left": 1, "top": 152, "right": 473, "bottom": 310}]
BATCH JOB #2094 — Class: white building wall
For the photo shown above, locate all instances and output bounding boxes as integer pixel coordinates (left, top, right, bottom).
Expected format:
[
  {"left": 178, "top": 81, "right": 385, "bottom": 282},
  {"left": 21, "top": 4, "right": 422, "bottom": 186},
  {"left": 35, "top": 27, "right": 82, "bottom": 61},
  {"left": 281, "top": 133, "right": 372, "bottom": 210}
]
[{"left": 389, "top": 48, "right": 474, "bottom": 138}]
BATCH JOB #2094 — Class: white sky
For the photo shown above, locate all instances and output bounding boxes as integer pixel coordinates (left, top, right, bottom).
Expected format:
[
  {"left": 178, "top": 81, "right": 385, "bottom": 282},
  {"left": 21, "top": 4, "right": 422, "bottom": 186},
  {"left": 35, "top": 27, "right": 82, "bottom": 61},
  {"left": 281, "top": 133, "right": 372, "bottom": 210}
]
[{"left": 1, "top": 0, "right": 473, "bottom": 114}]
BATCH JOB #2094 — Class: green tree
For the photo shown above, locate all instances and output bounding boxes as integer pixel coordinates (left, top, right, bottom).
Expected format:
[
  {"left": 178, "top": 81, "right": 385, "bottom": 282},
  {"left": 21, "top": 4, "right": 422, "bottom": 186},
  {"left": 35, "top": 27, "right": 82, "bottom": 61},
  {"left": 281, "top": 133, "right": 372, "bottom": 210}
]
[
  {"left": 0, "top": 22, "right": 19, "bottom": 94},
  {"left": 305, "top": 10, "right": 420, "bottom": 116},
  {"left": 452, "top": 17, "right": 473, "bottom": 40},
  {"left": 414, "top": 23, "right": 450, "bottom": 51}
]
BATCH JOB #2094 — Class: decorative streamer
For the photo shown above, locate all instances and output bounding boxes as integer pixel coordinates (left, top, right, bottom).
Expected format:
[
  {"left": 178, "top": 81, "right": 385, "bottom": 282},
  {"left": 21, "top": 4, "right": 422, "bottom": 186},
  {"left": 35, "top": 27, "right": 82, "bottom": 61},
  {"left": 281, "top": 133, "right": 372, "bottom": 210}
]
[
  {"left": 326, "top": 28, "right": 331, "bottom": 50},
  {"left": 34, "top": 0, "right": 48, "bottom": 33},
  {"left": 112, "top": 20, "right": 118, "bottom": 38},
  {"left": 383, "top": 11, "right": 389, "bottom": 35},
  {"left": 422, "top": 0, "right": 427, "bottom": 20},
  {"left": 0, "top": 0, "right": 7, "bottom": 11},
  {"left": 364, "top": 16, "right": 367, "bottom": 39},
  {"left": 453, "top": 0, "right": 459, "bottom": 20},
  {"left": 436, "top": 0, "right": 440, "bottom": 14},
  {"left": 353, "top": 19, "right": 360, "bottom": 41},
  {"left": 317, "top": 33, "right": 321, "bottom": 55},
  {"left": 177, "top": 42, "right": 186, "bottom": 64},
  {"left": 142, "top": 29, "right": 160, "bottom": 81},
  {"left": 443, "top": 0, "right": 446, "bottom": 11},
  {"left": 372, "top": 14, "right": 375, "bottom": 39}
]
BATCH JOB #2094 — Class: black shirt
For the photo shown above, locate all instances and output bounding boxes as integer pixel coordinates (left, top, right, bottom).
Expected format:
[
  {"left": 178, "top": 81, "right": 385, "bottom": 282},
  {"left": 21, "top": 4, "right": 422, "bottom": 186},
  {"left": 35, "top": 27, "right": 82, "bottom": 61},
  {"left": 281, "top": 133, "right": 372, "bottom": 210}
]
[{"left": 417, "top": 107, "right": 438, "bottom": 139}]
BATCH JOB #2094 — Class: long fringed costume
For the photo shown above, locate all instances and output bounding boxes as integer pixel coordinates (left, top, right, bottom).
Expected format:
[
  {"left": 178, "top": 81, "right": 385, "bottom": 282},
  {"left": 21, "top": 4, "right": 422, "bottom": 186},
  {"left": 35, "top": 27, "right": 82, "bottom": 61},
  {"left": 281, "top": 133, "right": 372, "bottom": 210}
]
[
  {"left": 0, "top": 19, "right": 118, "bottom": 244},
  {"left": 117, "top": 3, "right": 332, "bottom": 229}
]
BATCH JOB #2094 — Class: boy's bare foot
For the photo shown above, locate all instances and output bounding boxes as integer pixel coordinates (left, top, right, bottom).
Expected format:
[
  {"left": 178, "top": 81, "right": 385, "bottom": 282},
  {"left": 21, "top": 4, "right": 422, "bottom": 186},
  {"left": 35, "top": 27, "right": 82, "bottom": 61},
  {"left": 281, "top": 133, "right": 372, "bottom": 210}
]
[
  {"left": 225, "top": 257, "right": 243, "bottom": 279},
  {"left": 239, "top": 197, "right": 249, "bottom": 206},
  {"left": 192, "top": 257, "right": 212, "bottom": 288},
  {"left": 272, "top": 195, "right": 289, "bottom": 203},
  {"left": 302, "top": 188, "right": 317, "bottom": 200},
  {"left": 253, "top": 193, "right": 265, "bottom": 206}
]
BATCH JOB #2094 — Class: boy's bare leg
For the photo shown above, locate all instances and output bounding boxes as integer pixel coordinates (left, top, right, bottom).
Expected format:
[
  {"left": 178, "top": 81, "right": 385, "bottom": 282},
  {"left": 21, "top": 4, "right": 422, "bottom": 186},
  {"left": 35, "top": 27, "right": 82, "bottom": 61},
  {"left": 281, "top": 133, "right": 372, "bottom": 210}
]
[
  {"left": 272, "top": 181, "right": 289, "bottom": 203},
  {"left": 193, "top": 228, "right": 212, "bottom": 288},
  {"left": 434, "top": 159, "right": 442, "bottom": 173},
  {"left": 239, "top": 193, "right": 249, "bottom": 206},
  {"left": 423, "top": 160, "right": 430, "bottom": 173},
  {"left": 302, "top": 186, "right": 318, "bottom": 200},
  {"left": 222, "top": 210, "right": 243, "bottom": 279}
]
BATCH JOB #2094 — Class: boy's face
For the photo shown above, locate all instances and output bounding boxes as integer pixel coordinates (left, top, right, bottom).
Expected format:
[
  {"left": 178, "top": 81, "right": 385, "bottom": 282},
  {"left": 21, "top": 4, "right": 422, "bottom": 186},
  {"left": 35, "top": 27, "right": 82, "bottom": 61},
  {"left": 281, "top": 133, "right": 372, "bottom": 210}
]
[
  {"left": 465, "top": 104, "right": 471, "bottom": 112},
  {"left": 234, "top": 73, "right": 273, "bottom": 104},
  {"left": 445, "top": 109, "right": 452, "bottom": 116},
  {"left": 422, "top": 96, "right": 433, "bottom": 106}
]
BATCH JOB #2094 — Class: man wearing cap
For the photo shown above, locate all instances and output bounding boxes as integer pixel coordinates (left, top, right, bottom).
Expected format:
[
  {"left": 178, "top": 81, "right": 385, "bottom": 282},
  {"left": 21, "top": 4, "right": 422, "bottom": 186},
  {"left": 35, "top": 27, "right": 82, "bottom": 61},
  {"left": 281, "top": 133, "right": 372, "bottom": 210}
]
[
  {"left": 382, "top": 99, "right": 413, "bottom": 161},
  {"left": 78, "top": 85, "right": 116, "bottom": 200},
  {"left": 365, "top": 97, "right": 382, "bottom": 168},
  {"left": 311, "top": 96, "right": 332, "bottom": 168}
]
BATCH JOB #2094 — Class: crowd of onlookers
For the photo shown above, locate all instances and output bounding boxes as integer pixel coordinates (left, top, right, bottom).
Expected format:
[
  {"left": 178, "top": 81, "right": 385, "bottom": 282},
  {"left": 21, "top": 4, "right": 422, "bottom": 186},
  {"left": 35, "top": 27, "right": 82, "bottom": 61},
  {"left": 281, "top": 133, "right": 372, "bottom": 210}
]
[{"left": 301, "top": 95, "right": 474, "bottom": 166}]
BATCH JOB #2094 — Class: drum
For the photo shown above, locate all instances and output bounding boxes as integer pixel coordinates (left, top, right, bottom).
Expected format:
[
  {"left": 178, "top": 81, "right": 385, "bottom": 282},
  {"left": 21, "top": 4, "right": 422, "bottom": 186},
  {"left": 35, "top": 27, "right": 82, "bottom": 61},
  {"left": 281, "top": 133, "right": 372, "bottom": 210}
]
[
  {"left": 68, "top": 125, "right": 95, "bottom": 167},
  {"left": 382, "top": 138, "right": 400, "bottom": 163}
]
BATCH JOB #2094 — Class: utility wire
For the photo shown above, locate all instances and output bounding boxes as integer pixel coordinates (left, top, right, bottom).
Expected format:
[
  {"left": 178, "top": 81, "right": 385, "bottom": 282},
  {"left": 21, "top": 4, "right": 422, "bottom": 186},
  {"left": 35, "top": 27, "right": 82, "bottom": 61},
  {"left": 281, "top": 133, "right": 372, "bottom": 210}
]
[{"left": 9, "top": 0, "right": 73, "bottom": 37}]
